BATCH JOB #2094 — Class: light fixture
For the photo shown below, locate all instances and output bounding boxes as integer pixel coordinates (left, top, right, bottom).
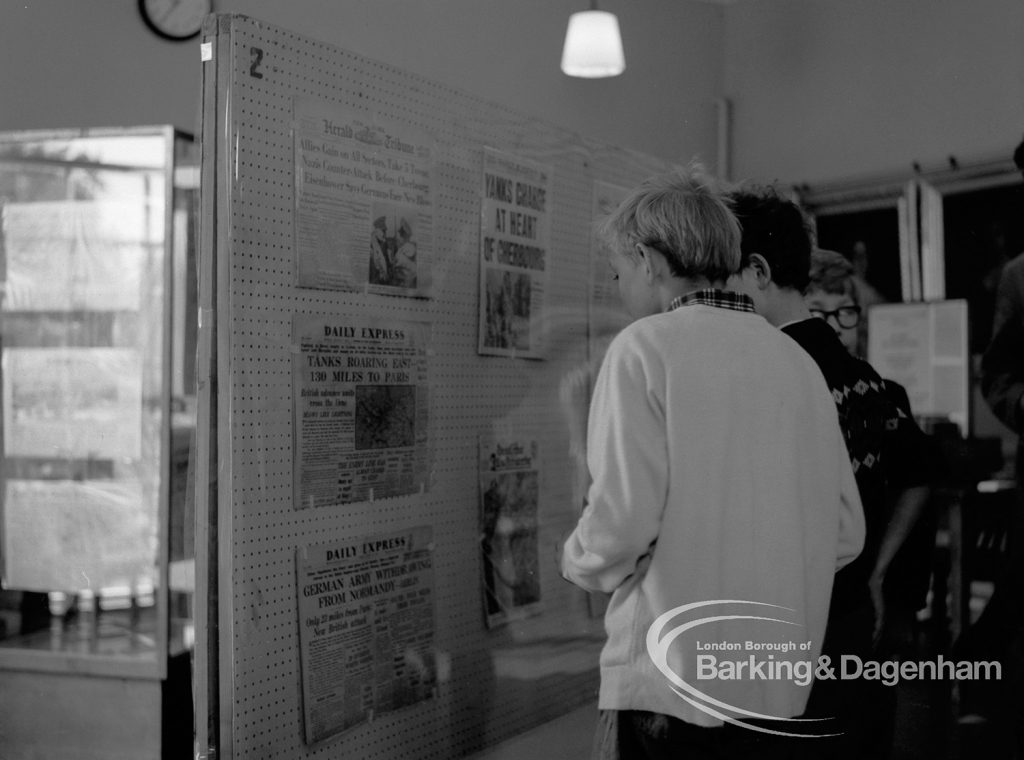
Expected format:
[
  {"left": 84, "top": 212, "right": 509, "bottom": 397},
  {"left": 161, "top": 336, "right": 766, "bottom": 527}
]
[{"left": 560, "top": 1, "right": 625, "bottom": 78}]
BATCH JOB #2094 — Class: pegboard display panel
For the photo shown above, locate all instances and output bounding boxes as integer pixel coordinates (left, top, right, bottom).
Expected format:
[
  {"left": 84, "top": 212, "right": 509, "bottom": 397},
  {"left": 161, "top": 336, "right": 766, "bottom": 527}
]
[{"left": 198, "top": 14, "right": 674, "bottom": 759}]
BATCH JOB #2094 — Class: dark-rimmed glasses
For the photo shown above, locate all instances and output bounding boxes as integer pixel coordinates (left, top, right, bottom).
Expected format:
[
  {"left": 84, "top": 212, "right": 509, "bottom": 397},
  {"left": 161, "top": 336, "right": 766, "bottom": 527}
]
[{"left": 809, "top": 306, "right": 861, "bottom": 329}]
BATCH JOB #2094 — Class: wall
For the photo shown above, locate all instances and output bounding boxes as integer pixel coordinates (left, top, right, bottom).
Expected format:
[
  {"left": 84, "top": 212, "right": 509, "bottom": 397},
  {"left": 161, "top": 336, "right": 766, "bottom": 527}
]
[
  {"left": 723, "top": 0, "right": 1024, "bottom": 187},
  {"left": 4, "top": 2, "right": 1022, "bottom": 215},
  {"left": 0, "top": 0, "right": 725, "bottom": 168}
]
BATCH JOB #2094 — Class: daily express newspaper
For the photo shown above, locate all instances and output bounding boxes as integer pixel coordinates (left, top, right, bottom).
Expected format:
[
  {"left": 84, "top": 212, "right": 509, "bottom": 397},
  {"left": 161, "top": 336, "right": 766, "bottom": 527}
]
[
  {"left": 292, "top": 314, "right": 430, "bottom": 508},
  {"left": 293, "top": 97, "right": 434, "bottom": 298},
  {"left": 477, "top": 148, "right": 552, "bottom": 358},
  {"left": 297, "top": 526, "right": 436, "bottom": 744},
  {"left": 478, "top": 433, "right": 541, "bottom": 627}
]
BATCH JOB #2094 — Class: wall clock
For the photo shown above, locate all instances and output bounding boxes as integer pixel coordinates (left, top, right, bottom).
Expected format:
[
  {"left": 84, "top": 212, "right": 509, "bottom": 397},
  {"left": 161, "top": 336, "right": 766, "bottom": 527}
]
[{"left": 139, "top": 0, "right": 212, "bottom": 41}]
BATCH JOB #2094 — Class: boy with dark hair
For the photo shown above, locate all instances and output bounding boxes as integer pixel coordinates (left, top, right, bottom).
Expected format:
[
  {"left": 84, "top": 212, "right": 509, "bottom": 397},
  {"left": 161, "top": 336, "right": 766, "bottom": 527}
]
[
  {"left": 728, "top": 187, "right": 814, "bottom": 294},
  {"left": 727, "top": 186, "right": 933, "bottom": 758}
]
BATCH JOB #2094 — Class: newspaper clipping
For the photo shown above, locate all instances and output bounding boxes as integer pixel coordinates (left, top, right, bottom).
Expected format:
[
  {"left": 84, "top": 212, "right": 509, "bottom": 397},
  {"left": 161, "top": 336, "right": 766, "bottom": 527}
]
[
  {"left": 479, "top": 433, "right": 542, "bottom": 627},
  {"left": 297, "top": 526, "right": 436, "bottom": 744},
  {"left": 293, "top": 97, "right": 434, "bottom": 297},
  {"left": 478, "top": 148, "right": 552, "bottom": 358},
  {"left": 292, "top": 314, "right": 430, "bottom": 509}
]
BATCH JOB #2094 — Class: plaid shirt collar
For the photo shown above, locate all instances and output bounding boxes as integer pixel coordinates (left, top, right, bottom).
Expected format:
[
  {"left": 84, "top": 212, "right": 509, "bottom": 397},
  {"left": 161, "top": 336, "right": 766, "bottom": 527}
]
[{"left": 668, "top": 288, "right": 755, "bottom": 314}]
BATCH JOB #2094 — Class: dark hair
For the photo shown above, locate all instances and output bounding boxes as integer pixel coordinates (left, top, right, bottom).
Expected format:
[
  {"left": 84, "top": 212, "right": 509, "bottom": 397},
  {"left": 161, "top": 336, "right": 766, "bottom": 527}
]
[
  {"left": 1014, "top": 134, "right": 1024, "bottom": 172},
  {"left": 727, "top": 185, "right": 814, "bottom": 292}
]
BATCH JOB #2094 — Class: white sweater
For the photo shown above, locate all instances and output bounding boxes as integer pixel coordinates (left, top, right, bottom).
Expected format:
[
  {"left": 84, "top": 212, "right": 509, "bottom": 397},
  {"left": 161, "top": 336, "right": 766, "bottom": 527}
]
[{"left": 561, "top": 303, "right": 864, "bottom": 727}]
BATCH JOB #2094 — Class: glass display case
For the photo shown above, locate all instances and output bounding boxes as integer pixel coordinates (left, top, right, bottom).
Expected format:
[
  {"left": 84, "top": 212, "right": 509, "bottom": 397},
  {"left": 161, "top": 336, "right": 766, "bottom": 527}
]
[{"left": 0, "top": 126, "right": 197, "bottom": 683}]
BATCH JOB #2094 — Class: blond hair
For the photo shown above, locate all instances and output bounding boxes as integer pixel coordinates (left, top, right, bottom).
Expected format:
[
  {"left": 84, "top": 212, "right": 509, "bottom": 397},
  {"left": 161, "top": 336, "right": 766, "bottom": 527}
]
[
  {"left": 599, "top": 168, "right": 741, "bottom": 282},
  {"left": 808, "top": 248, "right": 858, "bottom": 301}
]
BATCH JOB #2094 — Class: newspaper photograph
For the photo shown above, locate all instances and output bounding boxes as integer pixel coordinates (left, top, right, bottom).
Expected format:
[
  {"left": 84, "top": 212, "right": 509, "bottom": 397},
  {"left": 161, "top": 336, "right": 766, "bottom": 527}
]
[
  {"left": 293, "top": 97, "right": 434, "bottom": 297},
  {"left": 296, "top": 526, "right": 436, "bottom": 744},
  {"left": 292, "top": 314, "right": 430, "bottom": 509},
  {"left": 479, "top": 433, "right": 541, "bottom": 627},
  {"left": 478, "top": 148, "right": 552, "bottom": 358}
]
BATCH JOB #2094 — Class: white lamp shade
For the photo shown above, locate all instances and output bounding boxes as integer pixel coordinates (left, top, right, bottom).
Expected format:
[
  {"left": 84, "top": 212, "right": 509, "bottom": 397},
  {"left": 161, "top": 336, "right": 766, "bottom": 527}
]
[{"left": 560, "top": 10, "right": 625, "bottom": 78}]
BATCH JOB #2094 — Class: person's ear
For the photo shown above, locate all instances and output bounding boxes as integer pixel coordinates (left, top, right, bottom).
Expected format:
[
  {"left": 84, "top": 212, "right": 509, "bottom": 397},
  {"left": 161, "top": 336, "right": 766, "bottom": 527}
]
[
  {"left": 636, "top": 243, "right": 664, "bottom": 283},
  {"left": 747, "top": 253, "right": 773, "bottom": 290}
]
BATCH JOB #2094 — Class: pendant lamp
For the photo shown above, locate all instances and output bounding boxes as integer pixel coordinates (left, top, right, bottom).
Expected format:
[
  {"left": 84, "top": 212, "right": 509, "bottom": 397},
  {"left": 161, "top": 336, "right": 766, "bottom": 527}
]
[{"left": 560, "top": 1, "right": 625, "bottom": 78}]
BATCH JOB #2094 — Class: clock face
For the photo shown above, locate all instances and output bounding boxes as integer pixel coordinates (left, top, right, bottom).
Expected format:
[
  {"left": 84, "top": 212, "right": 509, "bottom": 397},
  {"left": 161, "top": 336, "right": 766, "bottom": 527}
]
[{"left": 139, "top": 0, "right": 211, "bottom": 41}]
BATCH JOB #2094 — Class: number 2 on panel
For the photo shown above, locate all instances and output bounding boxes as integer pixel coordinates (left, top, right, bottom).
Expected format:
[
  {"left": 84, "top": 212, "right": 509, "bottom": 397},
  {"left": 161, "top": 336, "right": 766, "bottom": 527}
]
[{"left": 250, "top": 47, "right": 264, "bottom": 79}]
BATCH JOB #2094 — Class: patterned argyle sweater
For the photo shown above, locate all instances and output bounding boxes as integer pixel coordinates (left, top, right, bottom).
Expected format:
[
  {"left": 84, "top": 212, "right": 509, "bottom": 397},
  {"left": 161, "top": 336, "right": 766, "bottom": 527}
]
[{"left": 783, "top": 318, "right": 931, "bottom": 613}]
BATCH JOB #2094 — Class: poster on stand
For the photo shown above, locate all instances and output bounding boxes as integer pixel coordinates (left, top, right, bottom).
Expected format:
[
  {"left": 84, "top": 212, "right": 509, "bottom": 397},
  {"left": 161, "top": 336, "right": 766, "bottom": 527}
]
[
  {"left": 292, "top": 314, "right": 431, "bottom": 508},
  {"left": 478, "top": 433, "right": 541, "bottom": 627},
  {"left": 478, "top": 148, "right": 551, "bottom": 358},
  {"left": 297, "top": 526, "right": 436, "bottom": 744},
  {"left": 293, "top": 97, "right": 434, "bottom": 297},
  {"left": 867, "top": 299, "right": 969, "bottom": 434}
]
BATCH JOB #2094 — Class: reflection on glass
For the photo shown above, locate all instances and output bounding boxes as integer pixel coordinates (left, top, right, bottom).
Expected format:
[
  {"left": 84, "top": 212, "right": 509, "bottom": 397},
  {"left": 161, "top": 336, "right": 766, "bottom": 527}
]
[
  {"left": 0, "top": 129, "right": 195, "bottom": 670},
  {"left": 942, "top": 184, "right": 1024, "bottom": 353}
]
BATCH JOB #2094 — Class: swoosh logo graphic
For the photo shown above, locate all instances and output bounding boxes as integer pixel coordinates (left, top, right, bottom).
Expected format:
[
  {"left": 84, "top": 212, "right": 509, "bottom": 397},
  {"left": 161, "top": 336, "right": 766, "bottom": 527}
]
[{"left": 645, "top": 599, "right": 837, "bottom": 738}]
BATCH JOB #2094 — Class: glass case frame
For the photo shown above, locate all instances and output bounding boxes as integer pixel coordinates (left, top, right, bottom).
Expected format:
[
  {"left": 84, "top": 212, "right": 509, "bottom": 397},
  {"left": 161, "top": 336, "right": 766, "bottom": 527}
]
[{"left": 0, "top": 125, "right": 196, "bottom": 680}]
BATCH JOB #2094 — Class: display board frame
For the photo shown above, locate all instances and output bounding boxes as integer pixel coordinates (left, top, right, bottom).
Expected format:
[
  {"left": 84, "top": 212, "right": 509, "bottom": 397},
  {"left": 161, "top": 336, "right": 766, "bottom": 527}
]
[{"left": 195, "top": 14, "right": 673, "bottom": 759}]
